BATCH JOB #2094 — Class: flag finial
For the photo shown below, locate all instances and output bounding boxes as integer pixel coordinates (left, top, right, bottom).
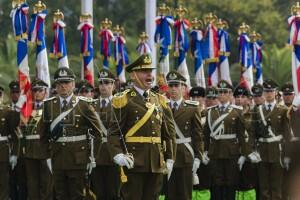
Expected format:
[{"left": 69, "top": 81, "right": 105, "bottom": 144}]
[
  {"left": 139, "top": 32, "right": 148, "bottom": 42},
  {"left": 191, "top": 18, "right": 203, "bottom": 30},
  {"left": 80, "top": 13, "right": 92, "bottom": 22},
  {"left": 33, "top": 1, "right": 46, "bottom": 14},
  {"left": 158, "top": 3, "right": 171, "bottom": 15},
  {"left": 291, "top": 2, "right": 300, "bottom": 15},
  {"left": 216, "top": 19, "right": 229, "bottom": 30},
  {"left": 174, "top": 4, "right": 188, "bottom": 19},
  {"left": 101, "top": 18, "right": 112, "bottom": 29},
  {"left": 238, "top": 22, "right": 250, "bottom": 35},
  {"left": 53, "top": 9, "right": 64, "bottom": 22},
  {"left": 204, "top": 12, "right": 218, "bottom": 25}
]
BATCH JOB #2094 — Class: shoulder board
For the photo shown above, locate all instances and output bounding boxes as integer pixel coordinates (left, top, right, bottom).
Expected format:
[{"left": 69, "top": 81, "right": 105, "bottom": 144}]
[
  {"left": 206, "top": 105, "right": 218, "bottom": 110},
  {"left": 157, "top": 94, "right": 169, "bottom": 108},
  {"left": 112, "top": 90, "right": 130, "bottom": 108},
  {"left": 43, "top": 96, "right": 57, "bottom": 102},
  {"left": 184, "top": 100, "right": 199, "bottom": 106},
  {"left": 77, "top": 96, "right": 96, "bottom": 103},
  {"left": 231, "top": 105, "right": 243, "bottom": 110}
]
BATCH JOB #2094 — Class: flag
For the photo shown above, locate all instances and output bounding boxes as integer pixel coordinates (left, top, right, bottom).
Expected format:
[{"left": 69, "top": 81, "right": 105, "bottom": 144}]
[
  {"left": 250, "top": 32, "right": 263, "bottom": 85},
  {"left": 190, "top": 28, "right": 205, "bottom": 87},
  {"left": 78, "top": 15, "right": 94, "bottom": 86},
  {"left": 113, "top": 27, "right": 129, "bottom": 84},
  {"left": 288, "top": 11, "right": 300, "bottom": 94},
  {"left": 28, "top": 6, "right": 50, "bottom": 88},
  {"left": 10, "top": 2, "right": 32, "bottom": 120},
  {"left": 50, "top": 10, "right": 69, "bottom": 68},
  {"left": 238, "top": 24, "right": 253, "bottom": 89},
  {"left": 99, "top": 18, "right": 113, "bottom": 69},
  {"left": 154, "top": 11, "right": 174, "bottom": 84},
  {"left": 203, "top": 13, "right": 219, "bottom": 86},
  {"left": 136, "top": 32, "right": 151, "bottom": 55},
  {"left": 218, "top": 23, "right": 232, "bottom": 84},
  {"left": 174, "top": 18, "right": 191, "bottom": 87}
]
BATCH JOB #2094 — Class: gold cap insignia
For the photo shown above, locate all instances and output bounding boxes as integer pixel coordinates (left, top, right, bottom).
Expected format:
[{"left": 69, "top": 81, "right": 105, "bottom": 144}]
[
  {"left": 99, "top": 71, "right": 108, "bottom": 78},
  {"left": 143, "top": 55, "right": 152, "bottom": 64}
]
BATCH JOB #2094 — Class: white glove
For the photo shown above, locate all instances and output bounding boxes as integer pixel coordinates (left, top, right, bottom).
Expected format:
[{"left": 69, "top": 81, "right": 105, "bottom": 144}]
[
  {"left": 293, "top": 95, "right": 300, "bottom": 107},
  {"left": 86, "top": 157, "right": 96, "bottom": 174},
  {"left": 46, "top": 158, "right": 53, "bottom": 174},
  {"left": 113, "top": 153, "right": 134, "bottom": 169},
  {"left": 166, "top": 159, "right": 174, "bottom": 180},
  {"left": 238, "top": 156, "right": 246, "bottom": 171},
  {"left": 248, "top": 151, "right": 262, "bottom": 163},
  {"left": 193, "top": 174, "right": 199, "bottom": 185},
  {"left": 15, "top": 95, "right": 26, "bottom": 110},
  {"left": 192, "top": 158, "right": 201, "bottom": 174},
  {"left": 284, "top": 157, "right": 291, "bottom": 171},
  {"left": 9, "top": 155, "right": 18, "bottom": 170},
  {"left": 202, "top": 151, "right": 210, "bottom": 165}
]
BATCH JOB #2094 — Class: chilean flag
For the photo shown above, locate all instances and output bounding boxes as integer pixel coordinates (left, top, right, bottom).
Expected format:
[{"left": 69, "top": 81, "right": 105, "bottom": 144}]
[{"left": 99, "top": 28, "right": 114, "bottom": 69}]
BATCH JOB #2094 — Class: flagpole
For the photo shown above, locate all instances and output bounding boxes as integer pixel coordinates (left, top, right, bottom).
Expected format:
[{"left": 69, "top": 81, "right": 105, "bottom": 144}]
[{"left": 145, "top": 0, "right": 156, "bottom": 84}]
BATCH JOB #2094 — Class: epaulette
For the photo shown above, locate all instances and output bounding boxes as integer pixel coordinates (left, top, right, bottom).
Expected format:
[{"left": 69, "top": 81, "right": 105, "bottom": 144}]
[
  {"left": 184, "top": 100, "right": 199, "bottom": 106},
  {"left": 43, "top": 96, "right": 56, "bottom": 102},
  {"left": 78, "top": 96, "right": 96, "bottom": 103},
  {"left": 206, "top": 105, "right": 218, "bottom": 110},
  {"left": 157, "top": 94, "right": 169, "bottom": 109},
  {"left": 231, "top": 104, "right": 243, "bottom": 110},
  {"left": 112, "top": 89, "right": 130, "bottom": 108}
]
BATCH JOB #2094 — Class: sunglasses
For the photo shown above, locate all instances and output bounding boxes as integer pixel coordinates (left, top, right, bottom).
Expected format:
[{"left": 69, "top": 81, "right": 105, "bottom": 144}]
[
  {"left": 32, "top": 88, "right": 45, "bottom": 93},
  {"left": 168, "top": 83, "right": 180, "bottom": 88},
  {"left": 99, "top": 80, "right": 113, "bottom": 85}
]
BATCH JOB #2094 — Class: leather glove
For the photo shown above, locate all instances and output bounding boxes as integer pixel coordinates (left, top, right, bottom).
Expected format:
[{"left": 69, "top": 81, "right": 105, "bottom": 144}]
[
  {"left": 46, "top": 158, "right": 53, "bottom": 174},
  {"left": 9, "top": 155, "right": 18, "bottom": 170},
  {"left": 15, "top": 95, "right": 27, "bottom": 110},
  {"left": 192, "top": 158, "right": 201, "bottom": 174},
  {"left": 113, "top": 153, "right": 134, "bottom": 169},
  {"left": 202, "top": 151, "right": 210, "bottom": 165},
  {"left": 248, "top": 151, "right": 262, "bottom": 163},
  {"left": 238, "top": 156, "right": 246, "bottom": 171},
  {"left": 166, "top": 159, "right": 174, "bottom": 180},
  {"left": 284, "top": 157, "right": 291, "bottom": 171},
  {"left": 86, "top": 157, "right": 96, "bottom": 174}
]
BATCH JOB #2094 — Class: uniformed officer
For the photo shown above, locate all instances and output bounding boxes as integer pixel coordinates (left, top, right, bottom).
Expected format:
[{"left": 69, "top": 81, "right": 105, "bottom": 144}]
[
  {"left": 22, "top": 79, "right": 53, "bottom": 200},
  {"left": 8, "top": 80, "right": 27, "bottom": 200},
  {"left": 203, "top": 80, "right": 250, "bottom": 200},
  {"left": 108, "top": 54, "right": 176, "bottom": 200},
  {"left": 234, "top": 85, "right": 261, "bottom": 200},
  {"left": 189, "top": 86, "right": 206, "bottom": 109},
  {"left": 38, "top": 67, "right": 103, "bottom": 200},
  {"left": 0, "top": 86, "right": 19, "bottom": 200},
  {"left": 251, "top": 84, "right": 265, "bottom": 106},
  {"left": 205, "top": 87, "right": 219, "bottom": 107},
  {"left": 77, "top": 80, "right": 94, "bottom": 98},
  {"left": 281, "top": 83, "right": 294, "bottom": 107},
  {"left": 165, "top": 71, "right": 203, "bottom": 200},
  {"left": 91, "top": 68, "right": 122, "bottom": 200},
  {"left": 252, "top": 79, "right": 290, "bottom": 200}
]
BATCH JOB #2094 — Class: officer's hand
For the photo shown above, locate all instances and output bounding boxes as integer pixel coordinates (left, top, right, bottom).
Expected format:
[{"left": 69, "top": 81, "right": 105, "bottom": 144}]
[
  {"left": 192, "top": 158, "right": 201, "bottom": 174},
  {"left": 248, "top": 151, "right": 262, "bottom": 163},
  {"left": 9, "top": 155, "right": 18, "bottom": 170},
  {"left": 166, "top": 159, "right": 174, "bottom": 180},
  {"left": 284, "top": 157, "right": 291, "bottom": 171},
  {"left": 46, "top": 158, "right": 53, "bottom": 174},
  {"left": 86, "top": 156, "right": 96, "bottom": 174},
  {"left": 202, "top": 151, "right": 210, "bottom": 165},
  {"left": 113, "top": 153, "right": 134, "bottom": 169},
  {"left": 238, "top": 156, "right": 246, "bottom": 171}
]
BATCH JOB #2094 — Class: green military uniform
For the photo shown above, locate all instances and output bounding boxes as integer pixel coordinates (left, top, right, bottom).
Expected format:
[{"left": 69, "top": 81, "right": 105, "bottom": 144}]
[
  {"left": 252, "top": 80, "right": 290, "bottom": 200},
  {"left": 0, "top": 97, "right": 19, "bottom": 200},
  {"left": 8, "top": 80, "right": 27, "bottom": 200},
  {"left": 39, "top": 67, "right": 103, "bottom": 200},
  {"left": 21, "top": 79, "right": 53, "bottom": 200},
  {"left": 204, "top": 80, "right": 249, "bottom": 200},
  {"left": 108, "top": 54, "right": 176, "bottom": 200},
  {"left": 91, "top": 69, "right": 122, "bottom": 200},
  {"left": 165, "top": 71, "right": 203, "bottom": 200}
]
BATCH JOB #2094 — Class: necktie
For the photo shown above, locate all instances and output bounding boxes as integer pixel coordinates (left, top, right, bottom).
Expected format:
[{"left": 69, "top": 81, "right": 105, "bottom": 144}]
[
  {"left": 101, "top": 99, "right": 106, "bottom": 108},
  {"left": 220, "top": 105, "right": 225, "bottom": 112},
  {"left": 62, "top": 99, "right": 68, "bottom": 111},
  {"left": 172, "top": 102, "right": 178, "bottom": 113},
  {"left": 143, "top": 91, "right": 149, "bottom": 99},
  {"left": 268, "top": 104, "right": 272, "bottom": 111}
]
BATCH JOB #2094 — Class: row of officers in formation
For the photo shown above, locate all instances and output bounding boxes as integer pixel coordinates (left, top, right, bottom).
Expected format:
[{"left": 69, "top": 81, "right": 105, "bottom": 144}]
[{"left": 0, "top": 54, "right": 300, "bottom": 200}]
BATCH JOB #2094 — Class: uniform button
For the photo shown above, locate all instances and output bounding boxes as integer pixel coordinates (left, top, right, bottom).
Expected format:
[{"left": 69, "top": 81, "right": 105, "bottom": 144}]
[
  {"left": 75, "top": 125, "right": 79, "bottom": 128},
  {"left": 132, "top": 146, "right": 136, "bottom": 150},
  {"left": 151, "top": 121, "right": 154, "bottom": 124},
  {"left": 63, "top": 117, "right": 66, "bottom": 120},
  {"left": 34, "top": 131, "right": 37, "bottom": 133},
  {"left": 62, "top": 143, "right": 65, "bottom": 146},
  {"left": 152, "top": 131, "right": 155, "bottom": 135},
  {"left": 81, "top": 146, "right": 85, "bottom": 150},
  {"left": 135, "top": 111, "right": 138, "bottom": 113}
]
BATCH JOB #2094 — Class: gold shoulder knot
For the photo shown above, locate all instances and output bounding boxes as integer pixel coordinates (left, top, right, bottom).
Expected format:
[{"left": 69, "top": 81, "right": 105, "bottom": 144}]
[
  {"left": 158, "top": 94, "right": 169, "bottom": 109},
  {"left": 112, "top": 90, "right": 130, "bottom": 108},
  {"left": 78, "top": 96, "right": 96, "bottom": 103},
  {"left": 184, "top": 100, "right": 199, "bottom": 106}
]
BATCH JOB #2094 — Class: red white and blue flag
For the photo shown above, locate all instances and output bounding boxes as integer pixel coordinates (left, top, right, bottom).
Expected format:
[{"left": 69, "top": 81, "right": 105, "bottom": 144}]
[
  {"left": 239, "top": 32, "right": 253, "bottom": 89},
  {"left": 99, "top": 27, "right": 114, "bottom": 69},
  {"left": 203, "top": 23, "right": 219, "bottom": 86},
  {"left": 10, "top": 2, "right": 32, "bottom": 119},
  {"left": 78, "top": 20, "right": 94, "bottom": 86},
  {"left": 50, "top": 18, "right": 69, "bottom": 68},
  {"left": 136, "top": 39, "right": 151, "bottom": 55},
  {"left": 288, "top": 14, "right": 300, "bottom": 94},
  {"left": 190, "top": 29, "right": 205, "bottom": 87},
  {"left": 28, "top": 8, "right": 50, "bottom": 88},
  {"left": 218, "top": 28, "right": 232, "bottom": 84},
  {"left": 251, "top": 38, "right": 263, "bottom": 84},
  {"left": 113, "top": 32, "right": 129, "bottom": 84},
  {"left": 174, "top": 18, "right": 191, "bottom": 87}
]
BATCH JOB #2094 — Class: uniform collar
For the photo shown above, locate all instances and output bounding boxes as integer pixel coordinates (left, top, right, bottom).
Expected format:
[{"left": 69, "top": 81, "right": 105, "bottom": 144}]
[
  {"left": 59, "top": 94, "right": 73, "bottom": 107},
  {"left": 264, "top": 100, "right": 276, "bottom": 111},
  {"left": 219, "top": 102, "right": 230, "bottom": 110},
  {"left": 99, "top": 96, "right": 112, "bottom": 105},
  {"left": 133, "top": 85, "right": 149, "bottom": 97},
  {"left": 170, "top": 98, "right": 183, "bottom": 108}
]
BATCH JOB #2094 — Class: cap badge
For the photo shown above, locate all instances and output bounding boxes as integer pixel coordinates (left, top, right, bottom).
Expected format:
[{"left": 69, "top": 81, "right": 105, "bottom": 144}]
[
  {"left": 100, "top": 71, "right": 108, "bottom": 78},
  {"left": 59, "top": 69, "right": 67, "bottom": 77},
  {"left": 143, "top": 55, "right": 152, "bottom": 64},
  {"left": 169, "top": 73, "right": 177, "bottom": 80}
]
